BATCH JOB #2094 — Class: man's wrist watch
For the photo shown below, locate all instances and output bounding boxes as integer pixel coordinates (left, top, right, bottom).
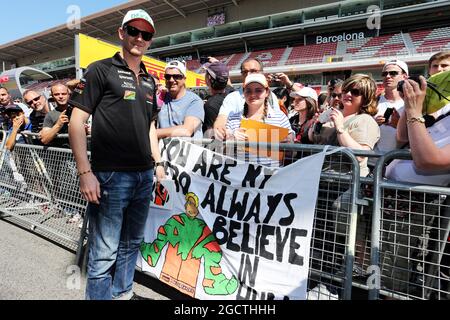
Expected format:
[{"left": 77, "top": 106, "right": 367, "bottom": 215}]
[
  {"left": 155, "top": 161, "right": 164, "bottom": 168},
  {"left": 336, "top": 126, "right": 345, "bottom": 134}
]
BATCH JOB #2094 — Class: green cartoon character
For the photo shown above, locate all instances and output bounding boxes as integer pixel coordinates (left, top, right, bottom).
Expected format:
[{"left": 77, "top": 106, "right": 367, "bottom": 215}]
[{"left": 141, "top": 192, "right": 238, "bottom": 297}]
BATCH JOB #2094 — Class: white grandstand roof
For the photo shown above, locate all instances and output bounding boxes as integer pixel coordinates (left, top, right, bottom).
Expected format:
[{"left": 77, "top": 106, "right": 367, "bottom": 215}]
[{"left": 0, "top": 0, "right": 238, "bottom": 62}]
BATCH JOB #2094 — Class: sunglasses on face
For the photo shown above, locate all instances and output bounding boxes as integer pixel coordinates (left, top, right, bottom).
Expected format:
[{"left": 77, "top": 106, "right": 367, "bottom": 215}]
[
  {"left": 331, "top": 93, "right": 342, "bottom": 99},
  {"left": 164, "top": 74, "right": 184, "bottom": 81},
  {"left": 124, "top": 25, "right": 154, "bottom": 41},
  {"left": 342, "top": 88, "right": 362, "bottom": 97},
  {"left": 244, "top": 88, "right": 266, "bottom": 95},
  {"left": 381, "top": 71, "right": 400, "bottom": 77},
  {"left": 26, "top": 95, "right": 41, "bottom": 105}
]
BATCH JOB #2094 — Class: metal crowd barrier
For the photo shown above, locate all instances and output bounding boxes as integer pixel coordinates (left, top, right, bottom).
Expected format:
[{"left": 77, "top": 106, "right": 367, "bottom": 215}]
[
  {"left": 0, "top": 132, "right": 448, "bottom": 300},
  {"left": 371, "top": 150, "right": 450, "bottom": 300},
  {"left": 0, "top": 132, "right": 88, "bottom": 252}
]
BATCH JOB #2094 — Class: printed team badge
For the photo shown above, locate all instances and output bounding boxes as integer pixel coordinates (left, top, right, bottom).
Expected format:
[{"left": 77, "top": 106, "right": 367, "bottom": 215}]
[
  {"left": 151, "top": 179, "right": 174, "bottom": 210},
  {"left": 124, "top": 90, "right": 136, "bottom": 100},
  {"left": 154, "top": 182, "right": 170, "bottom": 206}
]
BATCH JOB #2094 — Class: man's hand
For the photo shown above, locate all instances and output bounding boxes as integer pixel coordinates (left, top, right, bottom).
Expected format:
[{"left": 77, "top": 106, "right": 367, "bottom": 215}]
[
  {"left": 155, "top": 165, "right": 166, "bottom": 182},
  {"left": 388, "top": 109, "right": 400, "bottom": 128},
  {"left": 275, "top": 73, "right": 291, "bottom": 87},
  {"left": 57, "top": 110, "right": 70, "bottom": 128},
  {"left": 79, "top": 172, "right": 101, "bottom": 204},
  {"left": 374, "top": 115, "right": 385, "bottom": 125}
]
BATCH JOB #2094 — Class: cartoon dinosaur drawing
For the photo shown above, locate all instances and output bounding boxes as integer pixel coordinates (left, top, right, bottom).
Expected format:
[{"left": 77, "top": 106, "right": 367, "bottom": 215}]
[{"left": 141, "top": 192, "right": 238, "bottom": 297}]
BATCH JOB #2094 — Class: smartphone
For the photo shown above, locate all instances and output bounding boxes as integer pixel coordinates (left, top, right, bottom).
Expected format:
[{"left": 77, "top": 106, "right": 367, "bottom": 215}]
[
  {"left": 383, "top": 107, "right": 394, "bottom": 123},
  {"left": 65, "top": 104, "right": 74, "bottom": 119}
]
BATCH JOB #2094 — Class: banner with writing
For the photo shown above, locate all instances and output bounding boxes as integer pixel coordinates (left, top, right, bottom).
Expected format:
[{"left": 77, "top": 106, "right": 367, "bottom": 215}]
[{"left": 138, "top": 138, "right": 325, "bottom": 300}]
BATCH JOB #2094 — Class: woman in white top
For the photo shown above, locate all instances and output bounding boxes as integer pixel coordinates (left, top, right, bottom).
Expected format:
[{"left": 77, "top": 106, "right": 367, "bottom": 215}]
[{"left": 226, "top": 73, "right": 293, "bottom": 166}]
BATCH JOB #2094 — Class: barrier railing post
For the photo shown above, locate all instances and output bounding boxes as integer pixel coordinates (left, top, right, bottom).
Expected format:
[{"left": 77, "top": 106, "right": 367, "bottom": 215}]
[
  {"left": 340, "top": 148, "right": 361, "bottom": 300},
  {"left": 369, "top": 153, "right": 388, "bottom": 300}
]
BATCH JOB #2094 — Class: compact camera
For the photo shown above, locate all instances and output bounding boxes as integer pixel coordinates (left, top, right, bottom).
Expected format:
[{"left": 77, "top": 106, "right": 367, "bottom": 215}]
[
  {"left": 318, "top": 107, "right": 333, "bottom": 124},
  {"left": 314, "top": 108, "right": 334, "bottom": 134}
]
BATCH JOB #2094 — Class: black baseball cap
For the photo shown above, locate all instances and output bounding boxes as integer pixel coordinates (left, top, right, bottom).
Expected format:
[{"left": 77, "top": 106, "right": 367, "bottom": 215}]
[
  {"left": 4, "top": 104, "right": 23, "bottom": 113},
  {"left": 205, "top": 62, "right": 229, "bottom": 83}
]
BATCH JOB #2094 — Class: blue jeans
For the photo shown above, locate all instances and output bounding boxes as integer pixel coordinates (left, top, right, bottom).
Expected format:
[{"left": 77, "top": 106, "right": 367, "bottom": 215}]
[{"left": 85, "top": 169, "right": 153, "bottom": 300}]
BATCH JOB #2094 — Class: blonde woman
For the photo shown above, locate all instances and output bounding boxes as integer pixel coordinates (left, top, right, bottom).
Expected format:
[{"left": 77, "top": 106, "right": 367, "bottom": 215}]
[
  {"left": 226, "top": 73, "right": 293, "bottom": 166},
  {"left": 310, "top": 73, "right": 380, "bottom": 177}
]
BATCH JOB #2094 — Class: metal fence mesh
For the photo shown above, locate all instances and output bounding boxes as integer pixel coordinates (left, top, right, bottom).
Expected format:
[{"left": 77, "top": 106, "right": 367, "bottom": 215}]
[
  {"left": 378, "top": 187, "right": 450, "bottom": 300},
  {"left": 0, "top": 143, "right": 88, "bottom": 250}
]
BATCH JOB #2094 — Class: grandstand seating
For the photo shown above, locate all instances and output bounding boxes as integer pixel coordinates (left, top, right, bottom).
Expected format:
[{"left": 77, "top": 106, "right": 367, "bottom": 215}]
[
  {"left": 346, "top": 33, "right": 408, "bottom": 59},
  {"left": 224, "top": 52, "right": 248, "bottom": 70},
  {"left": 183, "top": 27, "right": 450, "bottom": 72},
  {"left": 247, "top": 48, "right": 286, "bottom": 67},
  {"left": 410, "top": 26, "right": 450, "bottom": 54},
  {"left": 286, "top": 43, "right": 337, "bottom": 65}
]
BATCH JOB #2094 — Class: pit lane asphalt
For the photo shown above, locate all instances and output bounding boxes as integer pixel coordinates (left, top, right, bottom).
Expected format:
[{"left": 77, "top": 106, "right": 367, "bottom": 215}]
[{"left": 0, "top": 219, "right": 185, "bottom": 300}]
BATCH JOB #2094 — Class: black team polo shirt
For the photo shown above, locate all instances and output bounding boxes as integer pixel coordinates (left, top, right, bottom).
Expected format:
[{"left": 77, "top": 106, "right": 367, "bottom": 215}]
[{"left": 69, "top": 52, "right": 158, "bottom": 172}]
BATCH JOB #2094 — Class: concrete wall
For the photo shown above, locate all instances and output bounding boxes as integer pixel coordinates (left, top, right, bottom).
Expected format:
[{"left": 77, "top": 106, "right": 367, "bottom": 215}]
[
  {"left": 16, "top": 46, "right": 74, "bottom": 67},
  {"left": 155, "top": 0, "right": 334, "bottom": 36}
]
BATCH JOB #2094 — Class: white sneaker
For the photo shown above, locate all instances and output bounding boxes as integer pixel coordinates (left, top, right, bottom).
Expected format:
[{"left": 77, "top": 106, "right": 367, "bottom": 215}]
[{"left": 307, "top": 284, "right": 339, "bottom": 300}]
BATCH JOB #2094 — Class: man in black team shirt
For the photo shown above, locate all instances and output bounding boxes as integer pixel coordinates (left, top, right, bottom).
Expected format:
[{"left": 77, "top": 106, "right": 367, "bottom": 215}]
[{"left": 69, "top": 9, "right": 165, "bottom": 300}]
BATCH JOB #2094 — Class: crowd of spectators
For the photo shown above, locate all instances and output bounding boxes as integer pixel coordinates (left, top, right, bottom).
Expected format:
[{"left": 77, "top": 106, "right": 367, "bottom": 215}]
[{"left": 1, "top": 49, "right": 449, "bottom": 297}]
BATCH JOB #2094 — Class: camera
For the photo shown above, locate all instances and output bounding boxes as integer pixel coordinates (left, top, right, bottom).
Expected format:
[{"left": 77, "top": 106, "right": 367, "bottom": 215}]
[
  {"left": 270, "top": 74, "right": 281, "bottom": 82},
  {"left": 314, "top": 108, "right": 334, "bottom": 134},
  {"left": 199, "top": 56, "right": 209, "bottom": 65},
  {"left": 318, "top": 108, "right": 333, "bottom": 124},
  {"left": 397, "top": 75, "right": 423, "bottom": 93}
]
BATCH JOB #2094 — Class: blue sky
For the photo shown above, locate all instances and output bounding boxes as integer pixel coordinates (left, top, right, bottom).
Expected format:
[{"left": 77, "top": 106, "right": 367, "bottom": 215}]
[{"left": 0, "top": 0, "right": 130, "bottom": 45}]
